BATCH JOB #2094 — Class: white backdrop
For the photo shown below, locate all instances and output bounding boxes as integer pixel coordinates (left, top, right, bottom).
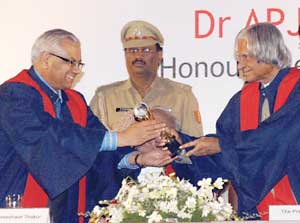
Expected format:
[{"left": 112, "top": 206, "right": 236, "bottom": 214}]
[{"left": 0, "top": 1, "right": 299, "bottom": 133}]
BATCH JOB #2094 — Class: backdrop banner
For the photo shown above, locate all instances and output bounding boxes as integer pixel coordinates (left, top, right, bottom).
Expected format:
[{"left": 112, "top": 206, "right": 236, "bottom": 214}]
[{"left": 0, "top": 1, "right": 299, "bottom": 133}]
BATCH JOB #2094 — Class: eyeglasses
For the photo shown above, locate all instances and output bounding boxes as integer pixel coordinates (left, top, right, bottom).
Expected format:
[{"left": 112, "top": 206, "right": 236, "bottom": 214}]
[
  {"left": 125, "top": 47, "right": 156, "bottom": 55},
  {"left": 49, "top": 53, "right": 85, "bottom": 70}
]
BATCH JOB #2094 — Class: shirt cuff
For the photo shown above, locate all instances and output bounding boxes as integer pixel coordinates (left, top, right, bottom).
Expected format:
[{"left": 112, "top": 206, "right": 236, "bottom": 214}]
[
  {"left": 99, "top": 131, "right": 118, "bottom": 151},
  {"left": 117, "top": 152, "right": 139, "bottom": 170}
]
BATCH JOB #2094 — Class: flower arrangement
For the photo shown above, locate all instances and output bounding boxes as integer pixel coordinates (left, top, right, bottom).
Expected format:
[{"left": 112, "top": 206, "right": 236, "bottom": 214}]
[{"left": 89, "top": 170, "right": 234, "bottom": 223}]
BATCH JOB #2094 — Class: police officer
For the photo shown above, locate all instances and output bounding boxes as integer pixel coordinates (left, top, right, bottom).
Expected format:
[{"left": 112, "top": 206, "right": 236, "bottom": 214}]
[{"left": 90, "top": 20, "right": 203, "bottom": 137}]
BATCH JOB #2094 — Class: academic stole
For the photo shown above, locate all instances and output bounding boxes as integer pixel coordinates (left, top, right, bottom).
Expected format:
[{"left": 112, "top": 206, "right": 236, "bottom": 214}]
[
  {"left": 8, "top": 70, "right": 87, "bottom": 223},
  {"left": 240, "top": 68, "right": 300, "bottom": 220}
]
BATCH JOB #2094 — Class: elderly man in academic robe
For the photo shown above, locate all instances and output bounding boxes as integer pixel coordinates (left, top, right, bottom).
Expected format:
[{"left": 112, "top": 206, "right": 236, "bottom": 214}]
[{"left": 180, "top": 22, "right": 300, "bottom": 220}]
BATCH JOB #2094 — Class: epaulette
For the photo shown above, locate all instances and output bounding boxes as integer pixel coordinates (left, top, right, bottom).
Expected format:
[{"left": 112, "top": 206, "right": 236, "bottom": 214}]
[
  {"left": 160, "top": 78, "right": 192, "bottom": 91},
  {"left": 95, "top": 80, "right": 127, "bottom": 94}
]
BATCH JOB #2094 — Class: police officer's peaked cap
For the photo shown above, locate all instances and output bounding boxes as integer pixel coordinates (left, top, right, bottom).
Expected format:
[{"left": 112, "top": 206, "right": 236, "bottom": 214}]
[{"left": 121, "top": 20, "right": 164, "bottom": 48}]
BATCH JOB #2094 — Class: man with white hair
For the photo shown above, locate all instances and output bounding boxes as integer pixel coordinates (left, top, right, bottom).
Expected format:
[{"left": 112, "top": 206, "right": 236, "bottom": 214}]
[{"left": 180, "top": 22, "right": 300, "bottom": 220}]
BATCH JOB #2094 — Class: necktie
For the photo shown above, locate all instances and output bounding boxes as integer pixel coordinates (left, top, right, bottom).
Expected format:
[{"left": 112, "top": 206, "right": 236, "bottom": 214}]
[
  {"left": 260, "top": 88, "right": 270, "bottom": 122},
  {"left": 54, "top": 98, "right": 62, "bottom": 119}
]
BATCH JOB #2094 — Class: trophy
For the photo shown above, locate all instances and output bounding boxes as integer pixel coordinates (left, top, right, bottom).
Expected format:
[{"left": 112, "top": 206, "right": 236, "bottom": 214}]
[
  {"left": 133, "top": 102, "right": 152, "bottom": 121},
  {"left": 133, "top": 102, "right": 192, "bottom": 164}
]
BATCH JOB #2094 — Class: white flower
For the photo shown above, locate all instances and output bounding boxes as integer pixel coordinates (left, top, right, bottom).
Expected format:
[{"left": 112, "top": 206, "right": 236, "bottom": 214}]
[
  {"left": 220, "top": 203, "right": 233, "bottom": 219},
  {"left": 158, "top": 200, "right": 178, "bottom": 213},
  {"left": 138, "top": 167, "right": 164, "bottom": 184},
  {"left": 197, "top": 178, "right": 212, "bottom": 188},
  {"left": 166, "top": 187, "right": 177, "bottom": 199},
  {"left": 107, "top": 206, "right": 123, "bottom": 223},
  {"left": 178, "top": 180, "right": 198, "bottom": 196},
  {"left": 210, "top": 200, "right": 223, "bottom": 214},
  {"left": 141, "top": 187, "right": 149, "bottom": 194},
  {"left": 148, "top": 190, "right": 161, "bottom": 199},
  {"left": 185, "top": 196, "right": 196, "bottom": 209},
  {"left": 92, "top": 205, "right": 101, "bottom": 216},
  {"left": 138, "top": 209, "right": 146, "bottom": 217},
  {"left": 213, "top": 177, "right": 225, "bottom": 190},
  {"left": 147, "top": 211, "right": 163, "bottom": 223},
  {"left": 198, "top": 185, "right": 214, "bottom": 200},
  {"left": 202, "top": 204, "right": 211, "bottom": 217},
  {"left": 178, "top": 209, "right": 192, "bottom": 219},
  {"left": 89, "top": 176, "right": 234, "bottom": 222}
]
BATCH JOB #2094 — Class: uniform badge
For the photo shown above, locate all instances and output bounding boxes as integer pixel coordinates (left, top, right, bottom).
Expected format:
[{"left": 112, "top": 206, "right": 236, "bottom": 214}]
[{"left": 194, "top": 110, "right": 202, "bottom": 124}]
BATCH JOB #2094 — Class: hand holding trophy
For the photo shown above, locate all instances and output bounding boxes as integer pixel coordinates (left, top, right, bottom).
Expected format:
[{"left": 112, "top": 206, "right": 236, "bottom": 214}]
[{"left": 133, "top": 102, "right": 192, "bottom": 164}]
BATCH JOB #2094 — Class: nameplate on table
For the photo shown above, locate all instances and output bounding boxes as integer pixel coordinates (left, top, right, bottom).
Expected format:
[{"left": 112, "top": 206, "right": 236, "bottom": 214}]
[
  {"left": 0, "top": 208, "right": 50, "bottom": 223},
  {"left": 269, "top": 205, "right": 300, "bottom": 220}
]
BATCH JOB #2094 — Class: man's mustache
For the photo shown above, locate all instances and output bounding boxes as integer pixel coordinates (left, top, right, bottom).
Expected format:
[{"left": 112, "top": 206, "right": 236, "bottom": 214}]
[{"left": 132, "top": 59, "right": 146, "bottom": 65}]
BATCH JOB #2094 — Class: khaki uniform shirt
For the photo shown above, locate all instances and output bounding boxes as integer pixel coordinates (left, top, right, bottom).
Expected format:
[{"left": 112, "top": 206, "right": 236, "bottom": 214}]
[{"left": 90, "top": 76, "right": 203, "bottom": 137}]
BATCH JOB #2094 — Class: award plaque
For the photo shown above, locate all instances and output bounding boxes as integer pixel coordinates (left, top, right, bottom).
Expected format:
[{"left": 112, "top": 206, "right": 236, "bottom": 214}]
[{"left": 133, "top": 102, "right": 192, "bottom": 164}]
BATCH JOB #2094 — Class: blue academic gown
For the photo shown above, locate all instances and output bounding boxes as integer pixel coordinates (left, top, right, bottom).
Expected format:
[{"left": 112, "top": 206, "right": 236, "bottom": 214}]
[
  {"left": 0, "top": 67, "right": 133, "bottom": 222},
  {"left": 174, "top": 68, "right": 300, "bottom": 218},
  {"left": 86, "top": 147, "right": 140, "bottom": 207},
  {"left": 216, "top": 68, "right": 300, "bottom": 217}
]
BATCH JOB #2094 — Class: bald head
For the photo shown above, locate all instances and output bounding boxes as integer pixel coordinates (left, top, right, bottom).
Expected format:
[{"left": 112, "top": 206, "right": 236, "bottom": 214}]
[{"left": 151, "top": 108, "right": 177, "bottom": 130}]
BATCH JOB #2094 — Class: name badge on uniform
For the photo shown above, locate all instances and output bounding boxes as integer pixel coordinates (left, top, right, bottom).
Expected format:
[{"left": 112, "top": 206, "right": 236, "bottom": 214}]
[{"left": 115, "top": 107, "right": 132, "bottom": 112}]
